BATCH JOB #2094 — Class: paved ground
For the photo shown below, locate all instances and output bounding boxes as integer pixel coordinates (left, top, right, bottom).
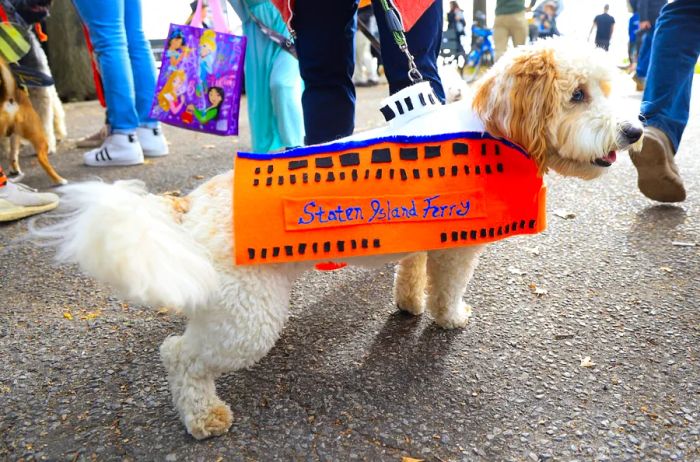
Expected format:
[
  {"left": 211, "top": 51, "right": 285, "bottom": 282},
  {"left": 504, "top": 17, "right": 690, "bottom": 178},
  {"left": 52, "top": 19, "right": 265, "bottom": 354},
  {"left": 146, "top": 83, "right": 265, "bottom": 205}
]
[{"left": 1, "top": 80, "right": 699, "bottom": 462}]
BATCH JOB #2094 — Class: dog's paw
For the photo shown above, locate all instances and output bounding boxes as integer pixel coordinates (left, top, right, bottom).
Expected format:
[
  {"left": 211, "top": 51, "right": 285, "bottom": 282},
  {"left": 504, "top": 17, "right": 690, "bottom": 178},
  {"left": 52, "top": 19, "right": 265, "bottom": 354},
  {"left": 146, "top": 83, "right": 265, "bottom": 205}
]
[
  {"left": 396, "top": 294, "right": 425, "bottom": 316},
  {"left": 434, "top": 302, "right": 472, "bottom": 329},
  {"left": 186, "top": 401, "right": 233, "bottom": 440}
]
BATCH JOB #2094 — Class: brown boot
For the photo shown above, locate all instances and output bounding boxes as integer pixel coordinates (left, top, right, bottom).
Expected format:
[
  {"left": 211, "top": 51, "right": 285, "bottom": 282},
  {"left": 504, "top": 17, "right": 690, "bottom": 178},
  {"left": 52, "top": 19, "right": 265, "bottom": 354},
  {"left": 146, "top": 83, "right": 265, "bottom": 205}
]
[{"left": 630, "top": 126, "right": 686, "bottom": 203}]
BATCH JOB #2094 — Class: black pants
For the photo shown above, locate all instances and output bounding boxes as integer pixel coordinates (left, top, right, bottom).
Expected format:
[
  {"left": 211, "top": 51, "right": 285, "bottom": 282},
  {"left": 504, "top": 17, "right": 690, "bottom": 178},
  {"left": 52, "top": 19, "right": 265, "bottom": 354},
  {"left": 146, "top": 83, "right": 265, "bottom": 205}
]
[{"left": 294, "top": 0, "right": 445, "bottom": 145}]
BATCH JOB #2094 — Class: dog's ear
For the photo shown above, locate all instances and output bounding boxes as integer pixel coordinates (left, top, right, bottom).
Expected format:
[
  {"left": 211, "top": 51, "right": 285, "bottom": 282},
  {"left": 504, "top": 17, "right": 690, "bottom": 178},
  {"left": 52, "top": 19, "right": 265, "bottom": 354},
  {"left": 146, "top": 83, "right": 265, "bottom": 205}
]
[{"left": 472, "top": 48, "right": 560, "bottom": 174}]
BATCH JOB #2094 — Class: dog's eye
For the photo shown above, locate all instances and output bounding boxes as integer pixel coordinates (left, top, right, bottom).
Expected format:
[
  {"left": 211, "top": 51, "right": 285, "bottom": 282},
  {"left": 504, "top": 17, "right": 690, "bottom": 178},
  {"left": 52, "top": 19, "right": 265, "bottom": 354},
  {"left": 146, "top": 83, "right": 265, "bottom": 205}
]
[{"left": 571, "top": 89, "right": 585, "bottom": 103}]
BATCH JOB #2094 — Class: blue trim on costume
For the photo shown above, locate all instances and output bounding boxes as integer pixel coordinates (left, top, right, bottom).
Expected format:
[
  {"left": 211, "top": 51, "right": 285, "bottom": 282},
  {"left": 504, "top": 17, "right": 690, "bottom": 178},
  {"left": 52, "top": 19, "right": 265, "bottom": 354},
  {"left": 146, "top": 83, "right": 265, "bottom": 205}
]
[{"left": 236, "top": 131, "right": 529, "bottom": 160}]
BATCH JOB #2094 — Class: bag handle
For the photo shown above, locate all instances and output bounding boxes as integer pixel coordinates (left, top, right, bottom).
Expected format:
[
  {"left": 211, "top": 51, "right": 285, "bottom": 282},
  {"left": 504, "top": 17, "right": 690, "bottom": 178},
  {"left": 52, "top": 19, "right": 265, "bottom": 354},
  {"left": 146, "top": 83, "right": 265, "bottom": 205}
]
[{"left": 191, "top": 0, "right": 228, "bottom": 33}]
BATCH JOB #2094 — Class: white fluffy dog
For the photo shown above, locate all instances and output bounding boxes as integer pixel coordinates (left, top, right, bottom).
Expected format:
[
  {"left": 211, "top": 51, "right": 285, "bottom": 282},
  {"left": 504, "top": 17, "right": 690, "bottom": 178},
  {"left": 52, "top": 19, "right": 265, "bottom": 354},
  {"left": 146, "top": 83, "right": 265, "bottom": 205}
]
[{"left": 34, "top": 39, "right": 642, "bottom": 439}]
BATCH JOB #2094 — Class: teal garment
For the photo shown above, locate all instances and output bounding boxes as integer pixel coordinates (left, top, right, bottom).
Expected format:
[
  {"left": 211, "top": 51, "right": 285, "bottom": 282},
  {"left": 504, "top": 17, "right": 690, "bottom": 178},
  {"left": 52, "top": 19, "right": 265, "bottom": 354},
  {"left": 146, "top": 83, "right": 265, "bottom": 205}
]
[{"left": 229, "top": 0, "right": 304, "bottom": 153}]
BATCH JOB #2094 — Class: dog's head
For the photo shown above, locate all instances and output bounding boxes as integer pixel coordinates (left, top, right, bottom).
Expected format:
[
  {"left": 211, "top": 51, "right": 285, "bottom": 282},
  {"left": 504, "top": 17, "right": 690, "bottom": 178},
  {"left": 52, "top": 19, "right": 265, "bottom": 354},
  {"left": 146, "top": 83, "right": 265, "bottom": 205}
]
[{"left": 472, "top": 38, "right": 642, "bottom": 179}]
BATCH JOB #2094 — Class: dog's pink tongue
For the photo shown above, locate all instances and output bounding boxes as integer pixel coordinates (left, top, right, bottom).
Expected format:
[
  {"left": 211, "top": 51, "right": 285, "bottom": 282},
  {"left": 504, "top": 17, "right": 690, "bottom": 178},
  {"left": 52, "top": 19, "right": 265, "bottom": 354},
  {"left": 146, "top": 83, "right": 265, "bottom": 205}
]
[{"left": 603, "top": 151, "right": 617, "bottom": 164}]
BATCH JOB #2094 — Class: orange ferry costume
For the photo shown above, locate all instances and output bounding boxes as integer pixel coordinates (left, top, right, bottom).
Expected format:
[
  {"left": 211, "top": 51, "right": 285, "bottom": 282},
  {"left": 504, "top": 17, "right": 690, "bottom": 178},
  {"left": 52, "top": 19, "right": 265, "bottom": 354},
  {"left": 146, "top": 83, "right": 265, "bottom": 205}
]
[{"left": 234, "top": 82, "right": 547, "bottom": 265}]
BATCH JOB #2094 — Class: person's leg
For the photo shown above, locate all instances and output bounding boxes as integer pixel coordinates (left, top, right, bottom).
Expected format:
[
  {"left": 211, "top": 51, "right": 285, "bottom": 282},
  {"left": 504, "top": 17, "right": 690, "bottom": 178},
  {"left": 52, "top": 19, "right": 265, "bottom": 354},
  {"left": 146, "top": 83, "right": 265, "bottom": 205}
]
[
  {"left": 123, "top": 0, "right": 158, "bottom": 128},
  {"left": 294, "top": 0, "right": 356, "bottom": 145},
  {"left": 373, "top": 0, "right": 445, "bottom": 102},
  {"left": 123, "top": 0, "right": 168, "bottom": 156},
  {"left": 270, "top": 51, "right": 305, "bottom": 150},
  {"left": 73, "top": 0, "right": 144, "bottom": 165},
  {"left": 493, "top": 15, "right": 509, "bottom": 61},
  {"left": 72, "top": 0, "right": 138, "bottom": 132},
  {"left": 641, "top": 0, "right": 700, "bottom": 151},
  {"left": 631, "top": 0, "right": 700, "bottom": 203},
  {"left": 511, "top": 11, "right": 528, "bottom": 48},
  {"left": 635, "top": 29, "right": 653, "bottom": 79}
]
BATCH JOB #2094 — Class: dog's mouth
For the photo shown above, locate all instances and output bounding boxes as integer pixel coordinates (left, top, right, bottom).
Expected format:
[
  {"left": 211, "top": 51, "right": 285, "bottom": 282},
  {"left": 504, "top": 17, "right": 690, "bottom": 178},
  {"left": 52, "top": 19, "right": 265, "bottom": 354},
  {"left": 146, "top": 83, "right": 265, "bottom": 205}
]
[
  {"left": 29, "top": 5, "right": 49, "bottom": 13},
  {"left": 593, "top": 151, "right": 617, "bottom": 167}
]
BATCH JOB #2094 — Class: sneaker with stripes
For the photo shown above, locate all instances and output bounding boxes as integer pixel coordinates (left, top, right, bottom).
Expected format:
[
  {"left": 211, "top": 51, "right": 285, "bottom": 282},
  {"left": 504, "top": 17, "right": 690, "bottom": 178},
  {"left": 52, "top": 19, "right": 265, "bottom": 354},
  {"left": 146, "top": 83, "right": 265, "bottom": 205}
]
[{"left": 83, "top": 133, "right": 144, "bottom": 167}]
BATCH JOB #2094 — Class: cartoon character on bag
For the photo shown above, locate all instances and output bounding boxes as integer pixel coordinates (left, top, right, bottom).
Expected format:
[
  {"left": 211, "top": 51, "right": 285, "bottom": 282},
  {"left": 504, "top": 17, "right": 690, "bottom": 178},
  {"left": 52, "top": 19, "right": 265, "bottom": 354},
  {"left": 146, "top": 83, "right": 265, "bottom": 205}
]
[
  {"left": 185, "top": 86, "right": 224, "bottom": 124},
  {"left": 158, "top": 70, "right": 188, "bottom": 115},
  {"left": 196, "top": 29, "right": 217, "bottom": 96},
  {"left": 165, "top": 29, "right": 191, "bottom": 72}
]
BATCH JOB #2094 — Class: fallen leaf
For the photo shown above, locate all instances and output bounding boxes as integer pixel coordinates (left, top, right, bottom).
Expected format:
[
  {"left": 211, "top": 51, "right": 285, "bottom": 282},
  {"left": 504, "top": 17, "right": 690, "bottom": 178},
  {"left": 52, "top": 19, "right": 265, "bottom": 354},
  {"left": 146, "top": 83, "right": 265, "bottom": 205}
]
[
  {"left": 671, "top": 241, "right": 696, "bottom": 247},
  {"left": 553, "top": 209, "right": 576, "bottom": 219},
  {"left": 529, "top": 283, "right": 548, "bottom": 296},
  {"left": 580, "top": 356, "right": 596, "bottom": 368},
  {"left": 524, "top": 246, "right": 540, "bottom": 256},
  {"left": 63, "top": 311, "right": 73, "bottom": 320},
  {"left": 402, "top": 457, "right": 424, "bottom": 462},
  {"left": 508, "top": 266, "right": 526, "bottom": 276},
  {"left": 143, "top": 159, "right": 153, "bottom": 165},
  {"left": 193, "top": 175, "right": 205, "bottom": 180},
  {"left": 157, "top": 307, "right": 170, "bottom": 315},
  {"left": 79, "top": 310, "right": 101, "bottom": 321},
  {"left": 659, "top": 266, "right": 673, "bottom": 273},
  {"left": 162, "top": 190, "right": 181, "bottom": 197}
]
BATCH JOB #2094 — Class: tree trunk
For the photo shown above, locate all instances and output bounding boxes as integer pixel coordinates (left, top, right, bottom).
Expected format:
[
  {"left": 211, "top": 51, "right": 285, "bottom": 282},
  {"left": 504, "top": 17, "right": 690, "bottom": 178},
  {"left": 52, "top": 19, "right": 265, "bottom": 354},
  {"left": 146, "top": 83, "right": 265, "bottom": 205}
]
[
  {"left": 45, "top": 1, "right": 96, "bottom": 101},
  {"left": 473, "top": 0, "right": 487, "bottom": 21}
]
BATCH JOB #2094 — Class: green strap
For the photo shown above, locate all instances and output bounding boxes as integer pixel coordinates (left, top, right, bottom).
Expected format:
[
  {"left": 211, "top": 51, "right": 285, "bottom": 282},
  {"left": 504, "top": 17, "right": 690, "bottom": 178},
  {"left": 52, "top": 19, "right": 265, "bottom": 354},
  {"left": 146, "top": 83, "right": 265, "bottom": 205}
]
[{"left": 376, "top": 0, "right": 422, "bottom": 83}]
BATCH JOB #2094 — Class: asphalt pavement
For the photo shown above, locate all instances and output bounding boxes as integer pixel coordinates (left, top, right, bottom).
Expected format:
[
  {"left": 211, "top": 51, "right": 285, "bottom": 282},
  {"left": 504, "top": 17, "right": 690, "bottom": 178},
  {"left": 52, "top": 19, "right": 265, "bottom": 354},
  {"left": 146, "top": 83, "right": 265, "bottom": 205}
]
[{"left": 1, "top": 80, "right": 698, "bottom": 461}]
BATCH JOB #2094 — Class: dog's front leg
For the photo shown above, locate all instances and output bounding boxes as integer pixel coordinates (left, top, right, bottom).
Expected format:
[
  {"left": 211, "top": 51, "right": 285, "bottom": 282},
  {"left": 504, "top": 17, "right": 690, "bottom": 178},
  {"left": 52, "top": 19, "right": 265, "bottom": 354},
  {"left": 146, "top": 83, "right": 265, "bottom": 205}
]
[
  {"left": 426, "top": 245, "right": 485, "bottom": 329},
  {"left": 159, "top": 269, "right": 292, "bottom": 440},
  {"left": 394, "top": 252, "right": 427, "bottom": 315}
]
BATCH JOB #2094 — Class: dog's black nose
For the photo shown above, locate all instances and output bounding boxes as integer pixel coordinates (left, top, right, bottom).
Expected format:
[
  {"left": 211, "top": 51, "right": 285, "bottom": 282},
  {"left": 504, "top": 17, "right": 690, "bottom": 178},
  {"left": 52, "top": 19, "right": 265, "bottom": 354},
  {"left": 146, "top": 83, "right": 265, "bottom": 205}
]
[{"left": 620, "top": 123, "right": 643, "bottom": 143}]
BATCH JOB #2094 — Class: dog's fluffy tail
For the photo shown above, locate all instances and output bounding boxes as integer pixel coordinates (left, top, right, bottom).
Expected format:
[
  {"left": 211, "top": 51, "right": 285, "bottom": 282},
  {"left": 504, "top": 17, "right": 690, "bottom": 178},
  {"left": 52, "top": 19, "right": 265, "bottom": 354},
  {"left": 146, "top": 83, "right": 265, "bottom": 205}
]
[{"left": 30, "top": 180, "right": 218, "bottom": 313}]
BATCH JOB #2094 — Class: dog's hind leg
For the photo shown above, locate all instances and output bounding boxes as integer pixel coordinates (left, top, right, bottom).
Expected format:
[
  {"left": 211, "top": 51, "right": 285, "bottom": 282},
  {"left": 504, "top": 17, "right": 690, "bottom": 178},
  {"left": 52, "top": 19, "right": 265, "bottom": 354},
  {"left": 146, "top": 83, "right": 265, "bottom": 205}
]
[
  {"left": 50, "top": 86, "right": 67, "bottom": 142},
  {"left": 394, "top": 252, "right": 427, "bottom": 315},
  {"left": 29, "top": 87, "right": 56, "bottom": 154},
  {"left": 160, "top": 268, "right": 292, "bottom": 440},
  {"left": 425, "top": 245, "right": 485, "bottom": 329},
  {"left": 16, "top": 90, "right": 66, "bottom": 185},
  {"left": 8, "top": 135, "right": 23, "bottom": 180}
]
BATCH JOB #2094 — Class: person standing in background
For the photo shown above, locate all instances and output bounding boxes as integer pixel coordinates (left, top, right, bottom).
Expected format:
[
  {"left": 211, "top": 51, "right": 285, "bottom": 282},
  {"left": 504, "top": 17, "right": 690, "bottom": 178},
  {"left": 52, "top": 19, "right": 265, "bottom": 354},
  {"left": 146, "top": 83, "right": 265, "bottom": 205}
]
[
  {"left": 281, "top": 0, "right": 445, "bottom": 146},
  {"left": 589, "top": 4, "right": 615, "bottom": 51},
  {"left": 447, "top": 1, "right": 467, "bottom": 55},
  {"left": 633, "top": 0, "right": 667, "bottom": 91},
  {"left": 229, "top": 0, "right": 304, "bottom": 152},
  {"left": 72, "top": 0, "right": 169, "bottom": 166},
  {"left": 494, "top": 0, "right": 536, "bottom": 61}
]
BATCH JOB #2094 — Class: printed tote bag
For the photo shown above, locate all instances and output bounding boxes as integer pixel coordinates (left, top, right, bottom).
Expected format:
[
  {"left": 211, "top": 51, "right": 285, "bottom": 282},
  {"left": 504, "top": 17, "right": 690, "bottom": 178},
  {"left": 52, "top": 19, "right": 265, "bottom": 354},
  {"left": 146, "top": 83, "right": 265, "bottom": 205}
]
[{"left": 150, "top": 0, "right": 246, "bottom": 135}]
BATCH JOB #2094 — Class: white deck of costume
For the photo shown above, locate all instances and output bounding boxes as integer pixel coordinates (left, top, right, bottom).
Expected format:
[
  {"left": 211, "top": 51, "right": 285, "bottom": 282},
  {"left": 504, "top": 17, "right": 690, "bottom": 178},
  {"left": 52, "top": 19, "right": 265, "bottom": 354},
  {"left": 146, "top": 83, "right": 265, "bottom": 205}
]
[{"left": 346, "top": 81, "right": 485, "bottom": 141}]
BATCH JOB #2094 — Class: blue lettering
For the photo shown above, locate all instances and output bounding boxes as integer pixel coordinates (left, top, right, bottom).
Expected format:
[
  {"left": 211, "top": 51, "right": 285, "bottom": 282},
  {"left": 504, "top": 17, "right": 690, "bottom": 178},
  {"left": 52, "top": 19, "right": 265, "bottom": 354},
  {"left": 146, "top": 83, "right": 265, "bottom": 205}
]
[
  {"left": 368, "top": 199, "right": 386, "bottom": 223},
  {"left": 298, "top": 201, "right": 317, "bottom": 225},
  {"left": 455, "top": 200, "right": 471, "bottom": 217},
  {"left": 422, "top": 195, "right": 438, "bottom": 219}
]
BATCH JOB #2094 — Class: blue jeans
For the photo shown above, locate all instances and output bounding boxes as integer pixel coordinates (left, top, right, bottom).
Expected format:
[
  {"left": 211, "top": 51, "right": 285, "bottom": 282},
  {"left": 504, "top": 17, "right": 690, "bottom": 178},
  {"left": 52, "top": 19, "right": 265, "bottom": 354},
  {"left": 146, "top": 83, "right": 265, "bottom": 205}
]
[
  {"left": 641, "top": 0, "right": 700, "bottom": 151},
  {"left": 635, "top": 30, "right": 652, "bottom": 79},
  {"left": 73, "top": 0, "right": 158, "bottom": 133},
  {"left": 294, "top": 0, "right": 444, "bottom": 145}
]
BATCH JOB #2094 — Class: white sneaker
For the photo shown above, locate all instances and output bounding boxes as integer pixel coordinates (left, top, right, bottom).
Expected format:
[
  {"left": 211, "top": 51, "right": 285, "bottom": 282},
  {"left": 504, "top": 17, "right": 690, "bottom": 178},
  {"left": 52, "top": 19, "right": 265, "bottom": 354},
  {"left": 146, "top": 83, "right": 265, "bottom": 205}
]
[
  {"left": 137, "top": 126, "right": 169, "bottom": 157},
  {"left": 0, "top": 181, "right": 59, "bottom": 222},
  {"left": 84, "top": 133, "right": 144, "bottom": 167}
]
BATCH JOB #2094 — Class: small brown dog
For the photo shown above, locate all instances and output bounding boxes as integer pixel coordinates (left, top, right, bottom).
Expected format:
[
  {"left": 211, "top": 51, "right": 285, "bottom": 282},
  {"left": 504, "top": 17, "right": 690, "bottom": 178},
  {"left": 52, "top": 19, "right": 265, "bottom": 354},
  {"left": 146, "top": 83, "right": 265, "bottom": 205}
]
[{"left": 0, "top": 57, "right": 65, "bottom": 185}]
